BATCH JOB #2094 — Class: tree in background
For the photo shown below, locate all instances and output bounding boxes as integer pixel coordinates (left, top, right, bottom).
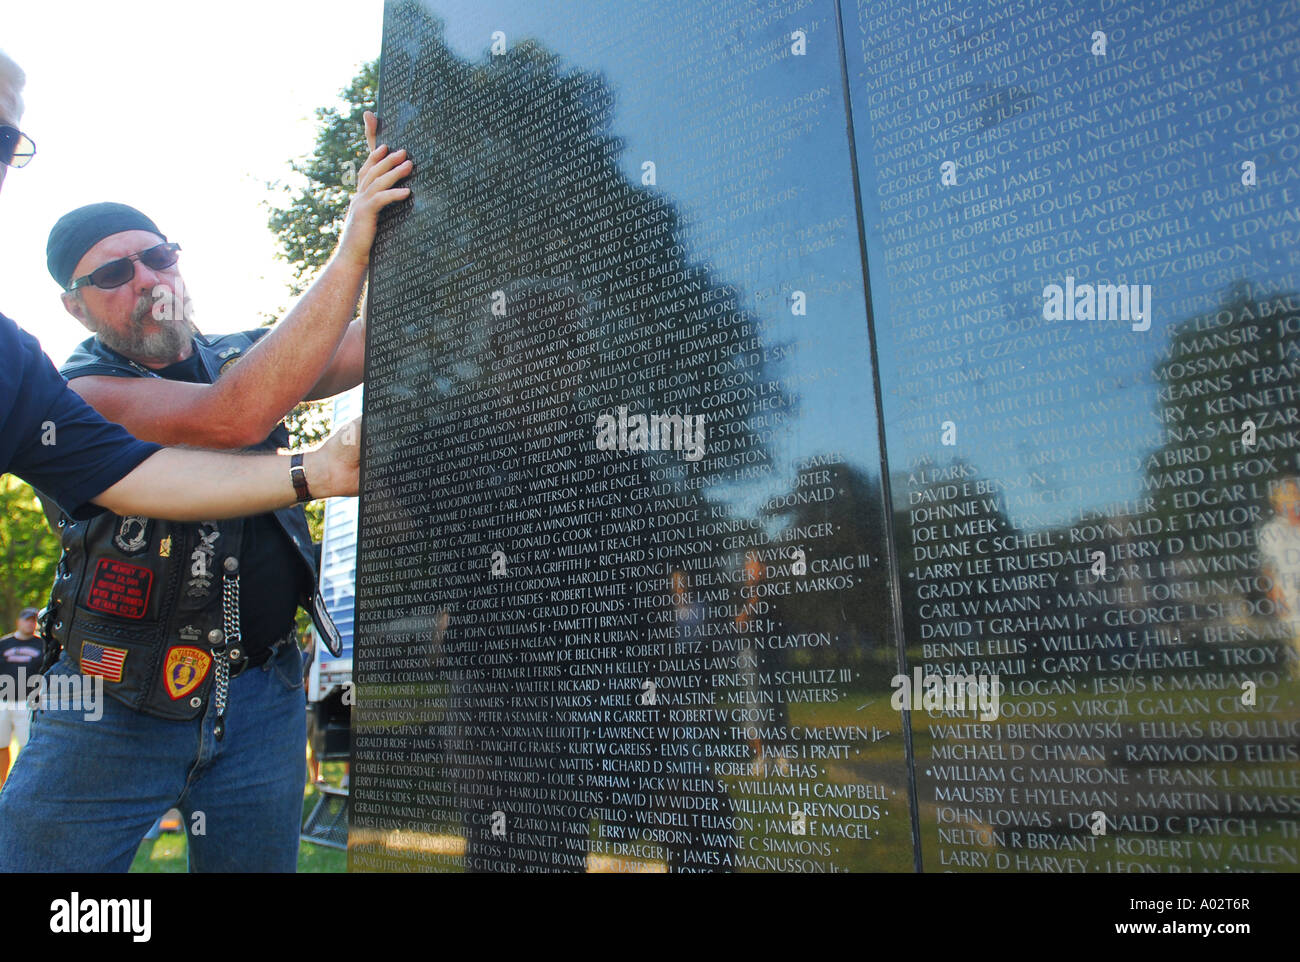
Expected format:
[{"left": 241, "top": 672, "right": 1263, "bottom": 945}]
[
  {"left": 0, "top": 477, "right": 59, "bottom": 629},
  {"left": 268, "top": 60, "right": 379, "bottom": 295},
  {"left": 265, "top": 59, "right": 378, "bottom": 543}
]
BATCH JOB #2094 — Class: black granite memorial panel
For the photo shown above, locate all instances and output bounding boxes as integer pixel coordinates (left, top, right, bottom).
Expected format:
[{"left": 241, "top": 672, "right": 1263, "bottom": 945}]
[
  {"left": 844, "top": 0, "right": 1300, "bottom": 871},
  {"left": 350, "top": 0, "right": 914, "bottom": 872},
  {"left": 350, "top": 0, "right": 1300, "bottom": 872}
]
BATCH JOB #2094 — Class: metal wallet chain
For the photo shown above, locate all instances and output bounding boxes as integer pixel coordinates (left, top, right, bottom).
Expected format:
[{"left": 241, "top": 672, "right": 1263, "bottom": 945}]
[{"left": 213, "top": 558, "right": 243, "bottom": 741}]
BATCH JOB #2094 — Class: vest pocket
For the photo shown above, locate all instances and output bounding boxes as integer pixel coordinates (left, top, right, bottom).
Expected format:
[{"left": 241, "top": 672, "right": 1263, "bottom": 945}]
[
  {"left": 65, "top": 627, "right": 157, "bottom": 712},
  {"left": 67, "top": 622, "right": 215, "bottom": 721}
]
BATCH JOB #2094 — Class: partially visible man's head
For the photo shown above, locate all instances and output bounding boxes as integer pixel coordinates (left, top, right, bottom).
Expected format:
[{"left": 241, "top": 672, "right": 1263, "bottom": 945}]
[
  {"left": 49, "top": 202, "right": 197, "bottom": 366},
  {"left": 16, "top": 608, "right": 37, "bottom": 637},
  {"left": 0, "top": 49, "right": 27, "bottom": 196}
]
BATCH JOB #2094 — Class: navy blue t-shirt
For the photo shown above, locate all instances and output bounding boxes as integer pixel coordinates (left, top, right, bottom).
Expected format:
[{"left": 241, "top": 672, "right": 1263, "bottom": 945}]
[
  {"left": 0, "top": 312, "right": 160, "bottom": 518},
  {"left": 0, "top": 632, "right": 43, "bottom": 686}
]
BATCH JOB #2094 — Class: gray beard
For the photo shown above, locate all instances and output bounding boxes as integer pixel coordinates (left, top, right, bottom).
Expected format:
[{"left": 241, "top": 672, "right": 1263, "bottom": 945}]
[{"left": 92, "top": 296, "right": 198, "bottom": 367}]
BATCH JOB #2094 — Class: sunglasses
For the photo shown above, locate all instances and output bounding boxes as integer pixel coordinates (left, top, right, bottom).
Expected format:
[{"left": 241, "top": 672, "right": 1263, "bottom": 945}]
[
  {"left": 0, "top": 124, "right": 36, "bottom": 169},
  {"left": 67, "top": 242, "right": 182, "bottom": 292}
]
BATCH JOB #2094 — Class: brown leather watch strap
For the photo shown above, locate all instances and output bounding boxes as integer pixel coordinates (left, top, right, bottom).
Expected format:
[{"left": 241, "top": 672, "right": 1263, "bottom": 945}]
[{"left": 290, "top": 452, "right": 312, "bottom": 502}]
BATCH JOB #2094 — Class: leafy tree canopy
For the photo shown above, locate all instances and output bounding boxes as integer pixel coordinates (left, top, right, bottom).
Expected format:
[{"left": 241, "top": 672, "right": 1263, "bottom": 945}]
[
  {"left": 267, "top": 60, "right": 379, "bottom": 297},
  {"left": 0, "top": 477, "right": 59, "bottom": 631},
  {"left": 264, "top": 60, "right": 377, "bottom": 547}
]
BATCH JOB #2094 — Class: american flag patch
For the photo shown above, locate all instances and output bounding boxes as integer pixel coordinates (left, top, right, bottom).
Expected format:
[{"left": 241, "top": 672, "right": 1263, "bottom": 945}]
[{"left": 80, "top": 641, "right": 127, "bottom": 683}]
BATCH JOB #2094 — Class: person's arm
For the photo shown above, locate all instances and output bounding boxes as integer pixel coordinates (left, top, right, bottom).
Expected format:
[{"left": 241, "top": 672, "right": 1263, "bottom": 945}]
[
  {"left": 7, "top": 315, "right": 363, "bottom": 522},
  {"left": 69, "top": 112, "right": 407, "bottom": 447},
  {"left": 303, "top": 314, "right": 365, "bottom": 402},
  {"left": 91, "top": 420, "right": 360, "bottom": 521}
]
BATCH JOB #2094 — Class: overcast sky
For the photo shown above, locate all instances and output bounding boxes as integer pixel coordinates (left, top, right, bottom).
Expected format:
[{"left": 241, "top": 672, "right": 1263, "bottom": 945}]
[{"left": 2, "top": 0, "right": 385, "bottom": 364}]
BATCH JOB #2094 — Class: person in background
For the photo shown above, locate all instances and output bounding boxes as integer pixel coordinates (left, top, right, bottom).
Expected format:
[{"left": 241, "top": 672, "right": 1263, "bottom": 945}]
[
  {"left": 1261, "top": 477, "right": 1300, "bottom": 676},
  {"left": 0, "top": 608, "right": 42, "bottom": 787}
]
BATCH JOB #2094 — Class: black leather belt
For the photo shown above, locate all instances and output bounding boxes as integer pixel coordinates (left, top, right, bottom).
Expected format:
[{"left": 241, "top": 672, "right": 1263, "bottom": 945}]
[{"left": 229, "top": 632, "right": 295, "bottom": 678}]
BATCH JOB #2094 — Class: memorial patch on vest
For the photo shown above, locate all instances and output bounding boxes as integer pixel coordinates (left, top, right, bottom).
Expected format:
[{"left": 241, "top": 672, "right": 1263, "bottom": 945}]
[
  {"left": 163, "top": 646, "right": 212, "bottom": 700},
  {"left": 79, "top": 641, "right": 127, "bottom": 684},
  {"left": 112, "top": 516, "right": 151, "bottom": 555},
  {"left": 85, "top": 558, "right": 153, "bottom": 620}
]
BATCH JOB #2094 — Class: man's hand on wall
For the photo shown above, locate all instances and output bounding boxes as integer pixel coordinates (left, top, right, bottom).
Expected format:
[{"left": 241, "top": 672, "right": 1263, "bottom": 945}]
[{"left": 337, "top": 111, "right": 414, "bottom": 270}]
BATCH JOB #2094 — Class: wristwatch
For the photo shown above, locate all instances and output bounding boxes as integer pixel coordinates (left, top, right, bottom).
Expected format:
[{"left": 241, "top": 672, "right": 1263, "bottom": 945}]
[{"left": 290, "top": 452, "right": 313, "bottom": 502}]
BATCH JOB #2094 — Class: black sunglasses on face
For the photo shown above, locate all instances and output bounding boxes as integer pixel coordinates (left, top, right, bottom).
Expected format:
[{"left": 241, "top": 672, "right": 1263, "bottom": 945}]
[
  {"left": 67, "top": 242, "right": 182, "bottom": 292},
  {"left": 0, "top": 124, "right": 35, "bottom": 168}
]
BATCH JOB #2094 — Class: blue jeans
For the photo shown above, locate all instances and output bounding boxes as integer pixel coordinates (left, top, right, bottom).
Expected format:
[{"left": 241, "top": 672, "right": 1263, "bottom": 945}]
[{"left": 0, "top": 642, "right": 306, "bottom": 872}]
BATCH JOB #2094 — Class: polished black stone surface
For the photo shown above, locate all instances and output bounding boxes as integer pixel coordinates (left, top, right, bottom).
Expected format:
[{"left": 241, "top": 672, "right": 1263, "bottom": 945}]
[
  {"left": 350, "top": 0, "right": 1300, "bottom": 871},
  {"left": 844, "top": 0, "right": 1300, "bottom": 873}
]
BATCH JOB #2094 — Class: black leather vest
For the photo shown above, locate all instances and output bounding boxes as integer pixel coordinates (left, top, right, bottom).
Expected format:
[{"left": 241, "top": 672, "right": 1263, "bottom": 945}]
[{"left": 38, "top": 331, "right": 340, "bottom": 721}]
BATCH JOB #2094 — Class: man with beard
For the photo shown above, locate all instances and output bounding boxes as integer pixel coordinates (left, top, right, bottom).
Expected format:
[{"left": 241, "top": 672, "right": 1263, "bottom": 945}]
[{"left": 0, "top": 110, "right": 411, "bottom": 872}]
